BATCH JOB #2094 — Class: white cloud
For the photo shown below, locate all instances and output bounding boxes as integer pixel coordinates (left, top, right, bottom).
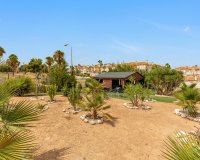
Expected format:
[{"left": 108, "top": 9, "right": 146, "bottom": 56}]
[{"left": 183, "top": 26, "right": 190, "bottom": 32}]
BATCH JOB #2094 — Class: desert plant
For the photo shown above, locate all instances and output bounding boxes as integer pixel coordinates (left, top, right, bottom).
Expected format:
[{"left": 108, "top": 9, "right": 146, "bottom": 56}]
[
  {"left": 68, "top": 83, "right": 82, "bottom": 111},
  {"left": 80, "top": 78, "right": 112, "bottom": 120},
  {"left": 46, "top": 84, "right": 57, "bottom": 102},
  {"left": 0, "top": 84, "right": 41, "bottom": 159},
  {"left": 163, "top": 131, "right": 200, "bottom": 160},
  {"left": 85, "top": 78, "right": 107, "bottom": 98},
  {"left": 124, "top": 83, "right": 143, "bottom": 107},
  {"left": 174, "top": 83, "right": 200, "bottom": 116},
  {"left": 3, "top": 76, "right": 34, "bottom": 96}
]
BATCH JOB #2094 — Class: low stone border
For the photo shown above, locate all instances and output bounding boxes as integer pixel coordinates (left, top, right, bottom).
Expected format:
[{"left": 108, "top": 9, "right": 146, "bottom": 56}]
[
  {"left": 123, "top": 103, "right": 151, "bottom": 110},
  {"left": 144, "top": 99, "right": 157, "bottom": 103},
  {"left": 174, "top": 109, "right": 200, "bottom": 122},
  {"left": 62, "top": 107, "right": 82, "bottom": 114},
  {"left": 80, "top": 114, "right": 104, "bottom": 125}
]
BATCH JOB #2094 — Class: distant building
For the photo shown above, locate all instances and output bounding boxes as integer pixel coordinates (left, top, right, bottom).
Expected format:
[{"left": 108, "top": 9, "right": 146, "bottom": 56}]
[
  {"left": 176, "top": 65, "right": 200, "bottom": 88},
  {"left": 74, "top": 61, "right": 159, "bottom": 76},
  {"left": 127, "top": 61, "right": 155, "bottom": 71},
  {"left": 94, "top": 72, "right": 144, "bottom": 90}
]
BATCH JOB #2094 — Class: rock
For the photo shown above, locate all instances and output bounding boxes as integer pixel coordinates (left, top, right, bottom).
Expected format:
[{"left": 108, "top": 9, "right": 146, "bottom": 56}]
[
  {"left": 84, "top": 118, "right": 89, "bottom": 123},
  {"left": 80, "top": 115, "right": 86, "bottom": 120},
  {"left": 97, "top": 119, "right": 103, "bottom": 124},
  {"left": 142, "top": 106, "right": 151, "bottom": 110},
  {"left": 62, "top": 109, "right": 66, "bottom": 112},
  {"left": 174, "top": 109, "right": 180, "bottom": 114},
  {"left": 89, "top": 119, "right": 96, "bottom": 125},
  {"left": 181, "top": 113, "right": 187, "bottom": 118},
  {"left": 194, "top": 118, "right": 199, "bottom": 122}
]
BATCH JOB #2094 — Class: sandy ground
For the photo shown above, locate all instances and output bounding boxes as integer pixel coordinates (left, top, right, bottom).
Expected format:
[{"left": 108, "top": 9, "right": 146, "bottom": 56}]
[{"left": 12, "top": 95, "right": 198, "bottom": 160}]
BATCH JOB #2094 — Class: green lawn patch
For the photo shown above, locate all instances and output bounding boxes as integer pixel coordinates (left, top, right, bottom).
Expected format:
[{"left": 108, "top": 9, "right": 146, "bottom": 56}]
[{"left": 108, "top": 92, "right": 176, "bottom": 103}]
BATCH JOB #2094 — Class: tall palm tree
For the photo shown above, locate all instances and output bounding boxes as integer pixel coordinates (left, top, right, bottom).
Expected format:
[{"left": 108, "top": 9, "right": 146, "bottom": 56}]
[
  {"left": 0, "top": 84, "right": 41, "bottom": 159},
  {"left": 45, "top": 56, "right": 54, "bottom": 71},
  {"left": 0, "top": 46, "right": 6, "bottom": 57},
  {"left": 53, "top": 50, "right": 65, "bottom": 65},
  {"left": 174, "top": 83, "right": 200, "bottom": 116},
  {"left": 7, "top": 54, "right": 20, "bottom": 76}
]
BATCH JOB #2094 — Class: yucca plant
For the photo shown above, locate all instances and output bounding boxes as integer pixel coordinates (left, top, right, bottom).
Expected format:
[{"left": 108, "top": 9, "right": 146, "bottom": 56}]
[
  {"left": 80, "top": 78, "right": 113, "bottom": 121},
  {"left": 46, "top": 84, "right": 57, "bottom": 102},
  {"left": 0, "top": 84, "right": 41, "bottom": 160},
  {"left": 163, "top": 131, "right": 200, "bottom": 160},
  {"left": 174, "top": 83, "right": 200, "bottom": 116},
  {"left": 68, "top": 83, "right": 82, "bottom": 111}
]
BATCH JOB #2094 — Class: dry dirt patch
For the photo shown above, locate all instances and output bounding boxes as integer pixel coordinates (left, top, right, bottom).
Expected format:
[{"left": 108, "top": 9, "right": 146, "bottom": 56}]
[{"left": 12, "top": 95, "right": 197, "bottom": 160}]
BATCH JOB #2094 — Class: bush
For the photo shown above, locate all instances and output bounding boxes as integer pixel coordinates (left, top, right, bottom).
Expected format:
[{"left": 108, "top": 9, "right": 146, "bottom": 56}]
[
  {"left": 3, "top": 76, "right": 34, "bottom": 96},
  {"left": 46, "top": 84, "right": 57, "bottom": 101}
]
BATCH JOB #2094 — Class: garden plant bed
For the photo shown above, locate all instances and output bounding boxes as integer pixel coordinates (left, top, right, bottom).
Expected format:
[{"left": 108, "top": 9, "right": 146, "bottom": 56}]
[
  {"left": 174, "top": 109, "right": 200, "bottom": 123},
  {"left": 80, "top": 114, "right": 104, "bottom": 125},
  {"left": 123, "top": 102, "right": 151, "bottom": 110}
]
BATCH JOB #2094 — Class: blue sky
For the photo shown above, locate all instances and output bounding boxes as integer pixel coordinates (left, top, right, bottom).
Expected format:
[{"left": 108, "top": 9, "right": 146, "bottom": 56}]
[{"left": 0, "top": 0, "right": 200, "bottom": 67}]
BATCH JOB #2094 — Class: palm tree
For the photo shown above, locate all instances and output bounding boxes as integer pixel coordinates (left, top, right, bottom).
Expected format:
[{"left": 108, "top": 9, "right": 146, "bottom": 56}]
[
  {"left": 45, "top": 56, "right": 54, "bottom": 70},
  {"left": 0, "top": 84, "right": 41, "bottom": 159},
  {"left": 7, "top": 54, "right": 20, "bottom": 76},
  {"left": 174, "top": 83, "right": 200, "bottom": 116},
  {"left": 0, "top": 46, "right": 6, "bottom": 57},
  {"left": 53, "top": 50, "right": 65, "bottom": 65},
  {"left": 80, "top": 78, "right": 112, "bottom": 120},
  {"left": 163, "top": 131, "right": 200, "bottom": 160},
  {"left": 98, "top": 60, "right": 103, "bottom": 73}
]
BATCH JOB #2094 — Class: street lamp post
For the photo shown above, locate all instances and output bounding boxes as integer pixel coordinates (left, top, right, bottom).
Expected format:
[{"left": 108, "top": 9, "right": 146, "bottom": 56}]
[{"left": 64, "top": 43, "right": 73, "bottom": 73}]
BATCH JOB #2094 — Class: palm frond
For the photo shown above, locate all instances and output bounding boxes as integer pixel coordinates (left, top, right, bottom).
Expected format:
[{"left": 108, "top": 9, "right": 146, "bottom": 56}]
[
  {"left": 163, "top": 132, "right": 200, "bottom": 160},
  {"left": 0, "top": 101, "right": 41, "bottom": 130},
  {"left": 0, "top": 129, "right": 35, "bottom": 160}
]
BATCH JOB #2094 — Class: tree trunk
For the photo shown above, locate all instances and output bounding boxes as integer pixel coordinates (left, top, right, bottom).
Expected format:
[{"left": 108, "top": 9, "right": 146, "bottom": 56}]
[{"left": 92, "top": 110, "right": 98, "bottom": 120}]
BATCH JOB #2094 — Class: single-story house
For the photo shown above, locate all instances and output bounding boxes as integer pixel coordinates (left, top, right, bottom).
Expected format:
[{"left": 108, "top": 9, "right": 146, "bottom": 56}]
[{"left": 94, "top": 72, "right": 144, "bottom": 90}]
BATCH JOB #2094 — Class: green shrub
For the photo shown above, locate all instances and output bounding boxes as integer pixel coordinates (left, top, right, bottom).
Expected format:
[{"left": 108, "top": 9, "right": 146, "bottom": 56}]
[
  {"left": 3, "top": 76, "right": 34, "bottom": 96},
  {"left": 48, "top": 64, "right": 77, "bottom": 91},
  {"left": 46, "top": 84, "right": 57, "bottom": 101}
]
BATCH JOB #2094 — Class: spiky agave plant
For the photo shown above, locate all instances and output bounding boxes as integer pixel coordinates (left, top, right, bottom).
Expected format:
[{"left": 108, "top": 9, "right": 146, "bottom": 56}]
[
  {"left": 0, "top": 84, "right": 41, "bottom": 160},
  {"left": 163, "top": 131, "right": 200, "bottom": 160}
]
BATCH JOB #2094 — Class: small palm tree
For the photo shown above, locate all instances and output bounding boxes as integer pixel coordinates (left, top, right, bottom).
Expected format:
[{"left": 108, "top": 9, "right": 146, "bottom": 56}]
[
  {"left": 80, "top": 78, "right": 112, "bottom": 121},
  {"left": 0, "top": 84, "right": 41, "bottom": 159},
  {"left": 174, "top": 83, "right": 200, "bottom": 116}
]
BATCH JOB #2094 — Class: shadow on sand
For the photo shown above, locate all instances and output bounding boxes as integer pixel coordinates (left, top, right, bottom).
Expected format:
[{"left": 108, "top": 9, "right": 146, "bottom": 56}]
[{"left": 34, "top": 147, "right": 70, "bottom": 160}]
